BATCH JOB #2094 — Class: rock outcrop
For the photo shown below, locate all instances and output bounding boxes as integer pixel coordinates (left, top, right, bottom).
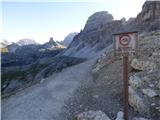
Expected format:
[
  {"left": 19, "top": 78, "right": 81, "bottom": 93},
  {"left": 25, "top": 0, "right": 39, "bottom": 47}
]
[{"left": 129, "top": 1, "right": 160, "bottom": 31}]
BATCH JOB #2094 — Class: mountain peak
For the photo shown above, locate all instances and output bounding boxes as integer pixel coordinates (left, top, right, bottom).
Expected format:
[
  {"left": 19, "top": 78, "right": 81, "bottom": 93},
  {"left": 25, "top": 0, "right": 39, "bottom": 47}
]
[
  {"left": 83, "top": 11, "right": 114, "bottom": 32},
  {"left": 17, "top": 38, "right": 38, "bottom": 46}
]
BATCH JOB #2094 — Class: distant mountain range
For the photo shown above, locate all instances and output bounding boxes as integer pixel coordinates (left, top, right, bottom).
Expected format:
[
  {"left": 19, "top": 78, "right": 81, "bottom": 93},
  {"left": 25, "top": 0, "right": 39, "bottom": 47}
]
[
  {"left": 1, "top": 37, "right": 66, "bottom": 53},
  {"left": 1, "top": 32, "right": 77, "bottom": 53}
]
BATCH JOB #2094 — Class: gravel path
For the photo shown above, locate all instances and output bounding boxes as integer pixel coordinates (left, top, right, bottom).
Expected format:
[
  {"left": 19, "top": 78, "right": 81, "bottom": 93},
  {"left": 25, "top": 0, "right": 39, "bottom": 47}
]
[{"left": 2, "top": 59, "right": 96, "bottom": 120}]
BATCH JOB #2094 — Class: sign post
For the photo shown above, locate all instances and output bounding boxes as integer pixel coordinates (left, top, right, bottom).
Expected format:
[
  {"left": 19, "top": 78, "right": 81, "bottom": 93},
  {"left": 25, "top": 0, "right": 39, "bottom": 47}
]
[{"left": 113, "top": 31, "right": 138, "bottom": 120}]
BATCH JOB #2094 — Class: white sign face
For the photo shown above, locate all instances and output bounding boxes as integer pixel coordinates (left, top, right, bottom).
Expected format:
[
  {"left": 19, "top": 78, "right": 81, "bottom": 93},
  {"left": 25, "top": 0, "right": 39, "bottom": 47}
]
[{"left": 113, "top": 32, "right": 138, "bottom": 56}]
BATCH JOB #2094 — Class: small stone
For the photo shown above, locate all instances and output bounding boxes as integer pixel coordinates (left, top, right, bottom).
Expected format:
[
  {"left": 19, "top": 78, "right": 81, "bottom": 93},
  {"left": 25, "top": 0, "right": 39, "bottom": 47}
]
[
  {"left": 132, "top": 117, "right": 148, "bottom": 120},
  {"left": 149, "top": 84, "right": 154, "bottom": 87},
  {"left": 157, "top": 81, "right": 160, "bottom": 89},
  {"left": 129, "top": 75, "right": 142, "bottom": 89},
  {"left": 93, "top": 95, "right": 99, "bottom": 99},
  {"left": 151, "top": 103, "right": 156, "bottom": 106},
  {"left": 142, "top": 88, "right": 158, "bottom": 97},
  {"left": 40, "top": 78, "right": 45, "bottom": 83},
  {"left": 115, "top": 111, "right": 124, "bottom": 120},
  {"left": 79, "top": 104, "right": 82, "bottom": 108},
  {"left": 155, "top": 106, "right": 160, "bottom": 111}
]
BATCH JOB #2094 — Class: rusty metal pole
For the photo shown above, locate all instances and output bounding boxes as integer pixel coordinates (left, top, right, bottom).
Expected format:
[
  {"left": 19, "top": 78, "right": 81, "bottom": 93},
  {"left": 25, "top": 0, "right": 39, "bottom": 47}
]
[{"left": 123, "top": 55, "right": 129, "bottom": 120}]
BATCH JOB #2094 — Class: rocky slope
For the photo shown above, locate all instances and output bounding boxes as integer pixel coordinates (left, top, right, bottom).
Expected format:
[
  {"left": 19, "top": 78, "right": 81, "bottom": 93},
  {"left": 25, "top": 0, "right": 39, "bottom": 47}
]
[
  {"left": 61, "top": 31, "right": 160, "bottom": 120},
  {"left": 61, "top": 32, "right": 78, "bottom": 47}
]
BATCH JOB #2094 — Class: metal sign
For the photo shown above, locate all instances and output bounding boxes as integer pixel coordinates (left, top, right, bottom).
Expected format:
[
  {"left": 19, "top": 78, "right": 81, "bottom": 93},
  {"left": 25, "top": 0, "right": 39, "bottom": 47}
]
[
  {"left": 113, "top": 31, "right": 138, "bottom": 57},
  {"left": 113, "top": 31, "right": 138, "bottom": 120}
]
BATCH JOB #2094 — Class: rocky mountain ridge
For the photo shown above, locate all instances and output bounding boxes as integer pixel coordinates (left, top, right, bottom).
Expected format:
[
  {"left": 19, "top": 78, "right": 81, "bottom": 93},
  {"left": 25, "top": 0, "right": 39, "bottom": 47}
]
[{"left": 63, "top": 1, "right": 160, "bottom": 59}]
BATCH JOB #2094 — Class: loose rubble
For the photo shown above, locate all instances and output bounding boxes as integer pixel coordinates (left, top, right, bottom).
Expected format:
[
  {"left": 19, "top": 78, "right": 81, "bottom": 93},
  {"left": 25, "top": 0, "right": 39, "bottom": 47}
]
[{"left": 76, "top": 110, "right": 111, "bottom": 120}]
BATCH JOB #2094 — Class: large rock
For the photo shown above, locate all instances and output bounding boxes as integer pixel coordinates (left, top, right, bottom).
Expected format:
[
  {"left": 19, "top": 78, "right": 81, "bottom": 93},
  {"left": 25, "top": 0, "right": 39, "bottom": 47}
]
[
  {"left": 142, "top": 88, "right": 158, "bottom": 98},
  {"left": 128, "top": 86, "right": 147, "bottom": 113},
  {"left": 130, "top": 58, "right": 156, "bottom": 71},
  {"left": 76, "top": 110, "right": 111, "bottom": 120}
]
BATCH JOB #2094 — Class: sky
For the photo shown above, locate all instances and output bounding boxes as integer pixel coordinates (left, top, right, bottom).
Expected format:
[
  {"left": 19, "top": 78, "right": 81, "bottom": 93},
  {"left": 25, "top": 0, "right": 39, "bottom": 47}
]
[{"left": 1, "top": 0, "right": 146, "bottom": 44}]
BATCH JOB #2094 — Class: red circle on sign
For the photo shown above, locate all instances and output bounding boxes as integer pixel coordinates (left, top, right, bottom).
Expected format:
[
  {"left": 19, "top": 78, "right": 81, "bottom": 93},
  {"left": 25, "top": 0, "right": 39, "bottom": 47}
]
[{"left": 119, "top": 34, "right": 131, "bottom": 46}]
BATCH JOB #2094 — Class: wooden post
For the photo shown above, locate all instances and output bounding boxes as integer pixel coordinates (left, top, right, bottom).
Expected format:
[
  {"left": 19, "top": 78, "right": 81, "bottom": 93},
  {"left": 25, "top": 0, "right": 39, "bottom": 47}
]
[{"left": 123, "top": 56, "right": 129, "bottom": 120}]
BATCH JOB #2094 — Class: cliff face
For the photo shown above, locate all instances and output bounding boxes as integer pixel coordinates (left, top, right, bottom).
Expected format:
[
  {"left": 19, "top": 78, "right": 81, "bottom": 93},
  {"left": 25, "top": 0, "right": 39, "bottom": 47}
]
[
  {"left": 136, "top": 1, "right": 160, "bottom": 23},
  {"left": 130, "top": 1, "right": 160, "bottom": 31}
]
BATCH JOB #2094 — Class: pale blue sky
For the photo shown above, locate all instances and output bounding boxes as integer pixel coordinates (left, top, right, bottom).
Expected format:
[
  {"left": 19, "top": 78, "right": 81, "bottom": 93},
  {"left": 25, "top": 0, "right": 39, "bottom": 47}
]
[{"left": 2, "top": 0, "right": 146, "bottom": 43}]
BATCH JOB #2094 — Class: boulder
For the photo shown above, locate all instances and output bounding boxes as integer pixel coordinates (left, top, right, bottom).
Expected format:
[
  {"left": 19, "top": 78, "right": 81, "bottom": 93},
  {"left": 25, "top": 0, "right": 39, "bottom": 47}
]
[
  {"left": 129, "top": 75, "right": 143, "bottom": 89},
  {"left": 130, "top": 59, "right": 156, "bottom": 71},
  {"left": 142, "top": 88, "right": 158, "bottom": 97},
  {"left": 128, "top": 86, "right": 147, "bottom": 113},
  {"left": 76, "top": 110, "right": 111, "bottom": 120}
]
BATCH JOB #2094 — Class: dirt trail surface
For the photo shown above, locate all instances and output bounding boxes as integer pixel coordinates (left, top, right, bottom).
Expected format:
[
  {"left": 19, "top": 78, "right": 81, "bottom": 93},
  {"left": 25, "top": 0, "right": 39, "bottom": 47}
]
[{"left": 2, "top": 59, "right": 96, "bottom": 120}]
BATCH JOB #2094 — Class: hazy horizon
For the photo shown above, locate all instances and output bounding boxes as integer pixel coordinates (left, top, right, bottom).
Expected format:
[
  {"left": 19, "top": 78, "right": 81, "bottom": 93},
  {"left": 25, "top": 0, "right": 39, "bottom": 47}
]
[{"left": 2, "top": 0, "right": 146, "bottom": 44}]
